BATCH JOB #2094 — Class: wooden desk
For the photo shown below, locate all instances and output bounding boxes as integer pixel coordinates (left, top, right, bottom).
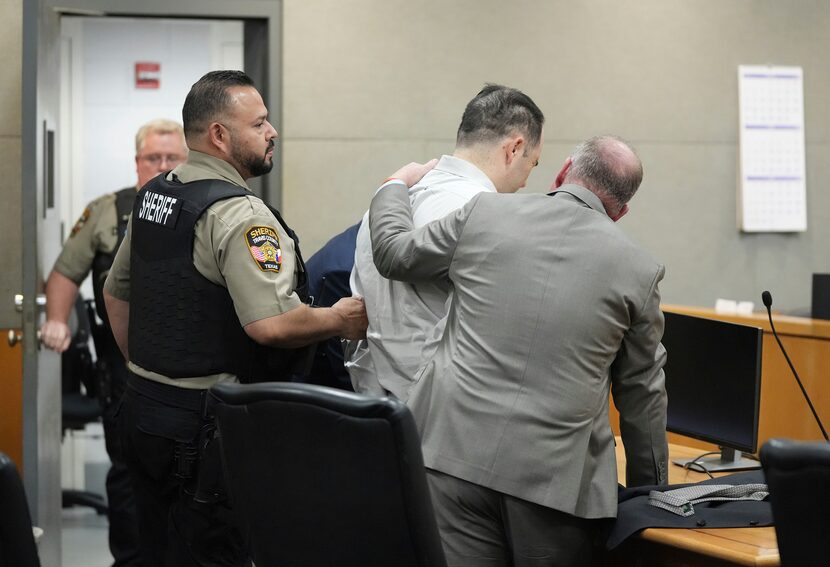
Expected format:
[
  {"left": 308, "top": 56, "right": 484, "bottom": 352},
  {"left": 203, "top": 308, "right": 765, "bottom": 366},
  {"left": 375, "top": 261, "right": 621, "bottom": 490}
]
[{"left": 614, "top": 441, "right": 779, "bottom": 566}]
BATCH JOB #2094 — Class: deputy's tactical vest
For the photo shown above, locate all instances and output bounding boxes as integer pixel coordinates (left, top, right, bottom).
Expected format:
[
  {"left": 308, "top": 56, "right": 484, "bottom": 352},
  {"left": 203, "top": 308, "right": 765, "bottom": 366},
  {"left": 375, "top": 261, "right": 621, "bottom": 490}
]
[
  {"left": 91, "top": 187, "right": 135, "bottom": 328},
  {"left": 128, "top": 174, "right": 310, "bottom": 383}
]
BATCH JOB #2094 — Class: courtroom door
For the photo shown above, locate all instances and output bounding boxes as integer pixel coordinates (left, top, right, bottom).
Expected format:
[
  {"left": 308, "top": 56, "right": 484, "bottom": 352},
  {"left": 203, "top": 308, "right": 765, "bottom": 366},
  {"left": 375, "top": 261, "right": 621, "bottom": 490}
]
[{"left": 9, "top": 2, "right": 280, "bottom": 564}]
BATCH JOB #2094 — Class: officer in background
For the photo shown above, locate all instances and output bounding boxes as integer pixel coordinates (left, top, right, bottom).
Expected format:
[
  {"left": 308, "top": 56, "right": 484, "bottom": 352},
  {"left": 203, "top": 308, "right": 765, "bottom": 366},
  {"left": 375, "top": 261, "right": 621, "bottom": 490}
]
[
  {"left": 103, "top": 70, "right": 368, "bottom": 566},
  {"left": 41, "top": 118, "right": 187, "bottom": 566},
  {"left": 304, "top": 221, "right": 361, "bottom": 390}
]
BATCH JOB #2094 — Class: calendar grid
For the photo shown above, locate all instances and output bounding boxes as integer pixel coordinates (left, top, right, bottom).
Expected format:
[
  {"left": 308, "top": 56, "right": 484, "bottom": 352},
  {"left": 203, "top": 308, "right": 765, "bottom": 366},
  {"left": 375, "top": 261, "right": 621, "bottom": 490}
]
[{"left": 738, "top": 65, "right": 807, "bottom": 232}]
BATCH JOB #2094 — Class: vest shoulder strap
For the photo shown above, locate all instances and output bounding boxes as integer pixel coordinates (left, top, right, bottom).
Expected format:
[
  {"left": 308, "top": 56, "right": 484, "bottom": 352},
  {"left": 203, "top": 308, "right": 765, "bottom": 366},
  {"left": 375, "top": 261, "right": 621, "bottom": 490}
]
[{"left": 114, "top": 187, "right": 136, "bottom": 249}]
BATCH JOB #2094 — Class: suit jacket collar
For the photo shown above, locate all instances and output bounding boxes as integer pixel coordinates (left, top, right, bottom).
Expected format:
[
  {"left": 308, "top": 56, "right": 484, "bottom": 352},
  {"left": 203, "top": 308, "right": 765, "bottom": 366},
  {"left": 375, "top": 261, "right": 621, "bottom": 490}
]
[{"left": 548, "top": 184, "right": 608, "bottom": 217}]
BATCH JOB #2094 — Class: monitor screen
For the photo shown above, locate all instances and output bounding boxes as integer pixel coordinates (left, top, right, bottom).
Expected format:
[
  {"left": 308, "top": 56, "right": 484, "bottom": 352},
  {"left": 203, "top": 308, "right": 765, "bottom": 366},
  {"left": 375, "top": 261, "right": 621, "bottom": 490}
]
[
  {"left": 812, "top": 273, "right": 830, "bottom": 320},
  {"left": 663, "top": 311, "right": 763, "bottom": 455}
]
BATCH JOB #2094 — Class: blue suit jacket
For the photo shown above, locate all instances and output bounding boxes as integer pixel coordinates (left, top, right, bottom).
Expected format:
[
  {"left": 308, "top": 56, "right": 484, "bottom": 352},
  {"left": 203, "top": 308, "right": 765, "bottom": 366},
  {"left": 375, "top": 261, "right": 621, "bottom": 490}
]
[{"left": 304, "top": 222, "right": 360, "bottom": 389}]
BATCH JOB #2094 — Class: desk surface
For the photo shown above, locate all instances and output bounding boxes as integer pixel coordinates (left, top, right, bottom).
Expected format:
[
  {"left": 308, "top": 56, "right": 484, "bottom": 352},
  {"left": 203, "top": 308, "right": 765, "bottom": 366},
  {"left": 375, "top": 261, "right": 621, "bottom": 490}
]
[
  {"left": 661, "top": 304, "right": 830, "bottom": 340},
  {"left": 616, "top": 440, "right": 779, "bottom": 566}
]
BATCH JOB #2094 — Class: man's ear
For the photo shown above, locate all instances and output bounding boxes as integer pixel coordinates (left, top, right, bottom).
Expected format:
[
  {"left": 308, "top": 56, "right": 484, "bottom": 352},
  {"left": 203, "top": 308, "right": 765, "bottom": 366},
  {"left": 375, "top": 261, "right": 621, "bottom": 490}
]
[
  {"left": 552, "top": 157, "right": 573, "bottom": 190},
  {"left": 207, "top": 122, "right": 229, "bottom": 155},
  {"left": 504, "top": 136, "right": 526, "bottom": 166},
  {"left": 610, "top": 203, "right": 629, "bottom": 222}
]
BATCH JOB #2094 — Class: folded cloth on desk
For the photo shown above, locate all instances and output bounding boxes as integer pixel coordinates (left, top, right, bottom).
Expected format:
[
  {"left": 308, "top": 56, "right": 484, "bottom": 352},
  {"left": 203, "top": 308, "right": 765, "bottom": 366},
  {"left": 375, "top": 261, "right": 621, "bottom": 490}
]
[
  {"left": 648, "top": 483, "right": 769, "bottom": 517},
  {"left": 605, "top": 470, "right": 773, "bottom": 549}
]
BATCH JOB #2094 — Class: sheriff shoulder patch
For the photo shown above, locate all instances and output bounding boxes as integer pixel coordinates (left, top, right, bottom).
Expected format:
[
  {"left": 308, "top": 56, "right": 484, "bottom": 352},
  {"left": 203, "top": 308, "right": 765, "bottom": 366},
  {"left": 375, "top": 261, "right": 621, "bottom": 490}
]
[
  {"left": 70, "top": 207, "right": 92, "bottom": 238},
  {"left": 246, "top": 225, "right": 282, "bottom": 272}
]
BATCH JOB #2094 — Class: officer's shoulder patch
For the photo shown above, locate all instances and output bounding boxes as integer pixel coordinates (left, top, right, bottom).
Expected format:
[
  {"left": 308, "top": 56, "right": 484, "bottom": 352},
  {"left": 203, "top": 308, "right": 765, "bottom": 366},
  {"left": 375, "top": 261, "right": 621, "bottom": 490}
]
[
  {"left": 245, "top": 225, "right": 282, "bottom": 273},
  {"left": 69, "top": 207, "right": 92, "bottom": 238}
]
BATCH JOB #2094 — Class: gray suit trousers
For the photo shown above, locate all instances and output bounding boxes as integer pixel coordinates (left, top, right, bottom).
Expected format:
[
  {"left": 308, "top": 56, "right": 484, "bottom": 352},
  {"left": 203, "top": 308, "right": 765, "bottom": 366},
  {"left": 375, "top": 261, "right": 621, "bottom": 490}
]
[{"left": 427, "top": 470, "right": 600, "bottom": 567}]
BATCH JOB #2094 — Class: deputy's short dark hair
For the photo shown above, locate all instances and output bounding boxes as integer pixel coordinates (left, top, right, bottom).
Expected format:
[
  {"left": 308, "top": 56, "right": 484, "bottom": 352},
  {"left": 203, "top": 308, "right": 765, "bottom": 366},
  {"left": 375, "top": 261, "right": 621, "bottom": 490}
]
[
  {"left": 456, "top": 84, "right": 545, "bottom": 149},
  {"left": 183, "top": 70, "right": 255, "bottom": 139}
]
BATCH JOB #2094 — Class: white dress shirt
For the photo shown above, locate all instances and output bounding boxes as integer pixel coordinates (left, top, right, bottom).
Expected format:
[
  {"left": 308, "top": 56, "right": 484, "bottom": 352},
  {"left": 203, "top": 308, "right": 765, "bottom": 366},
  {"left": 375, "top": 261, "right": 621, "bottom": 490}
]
[{"left": 347, "top": 155, "right": 497, "bottom": 399}]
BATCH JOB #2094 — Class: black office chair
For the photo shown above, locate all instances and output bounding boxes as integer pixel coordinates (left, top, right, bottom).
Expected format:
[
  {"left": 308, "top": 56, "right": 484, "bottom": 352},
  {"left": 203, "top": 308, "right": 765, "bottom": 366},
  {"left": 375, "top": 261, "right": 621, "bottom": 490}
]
[
  {"left": 760, "top": 438, "right": 830, "bottom": 566},
  {"left": 0, "top": 452, "right": 42, "bottom": 567},
  {"left": 61, "top": 296, "right": 108, "bottom": 515},
  {"left": 210, "top": 382, "right": 447, "bottom": 567}
]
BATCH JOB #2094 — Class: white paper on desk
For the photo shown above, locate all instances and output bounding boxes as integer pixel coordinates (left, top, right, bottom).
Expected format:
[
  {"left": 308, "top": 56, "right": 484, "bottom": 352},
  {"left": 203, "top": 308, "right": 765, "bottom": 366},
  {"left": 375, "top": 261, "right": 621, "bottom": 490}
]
[{"left": 738, "top": 65, "right": 806, "bottom": 232}]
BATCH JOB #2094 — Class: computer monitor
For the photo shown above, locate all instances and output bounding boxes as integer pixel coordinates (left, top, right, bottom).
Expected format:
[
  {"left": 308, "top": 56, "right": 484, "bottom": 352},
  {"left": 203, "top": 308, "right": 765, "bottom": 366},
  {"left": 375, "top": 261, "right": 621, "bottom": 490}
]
[
  {"left": 662, "top": 311, "right": 763, "bottom": 472},
  {"left": 812, "top": 273, "right": 830, "bottom": 320}
]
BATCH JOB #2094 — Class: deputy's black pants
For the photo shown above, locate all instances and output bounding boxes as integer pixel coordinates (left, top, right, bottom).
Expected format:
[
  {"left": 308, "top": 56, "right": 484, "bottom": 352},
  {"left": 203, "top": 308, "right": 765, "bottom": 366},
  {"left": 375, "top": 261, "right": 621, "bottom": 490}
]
[
  {"left": 101, "top": 356, "right": 141, "bottom": 566},
  {"left": 118, "top": 374, "right": 248, "bottom": 567}
]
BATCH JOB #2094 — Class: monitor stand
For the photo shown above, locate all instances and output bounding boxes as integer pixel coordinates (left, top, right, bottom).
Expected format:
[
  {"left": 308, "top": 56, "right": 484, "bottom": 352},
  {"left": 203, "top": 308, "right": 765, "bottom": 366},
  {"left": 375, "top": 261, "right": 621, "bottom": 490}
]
[{"left": 672, "top": 447, "right": 761, "bottom": 473}]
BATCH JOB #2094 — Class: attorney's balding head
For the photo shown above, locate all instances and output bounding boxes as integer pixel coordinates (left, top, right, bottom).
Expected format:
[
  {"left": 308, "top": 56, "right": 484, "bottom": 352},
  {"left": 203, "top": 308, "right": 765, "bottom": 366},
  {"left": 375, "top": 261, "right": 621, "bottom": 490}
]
[{"left": 555, "top": 136, "right": 643, "bottom": 221}]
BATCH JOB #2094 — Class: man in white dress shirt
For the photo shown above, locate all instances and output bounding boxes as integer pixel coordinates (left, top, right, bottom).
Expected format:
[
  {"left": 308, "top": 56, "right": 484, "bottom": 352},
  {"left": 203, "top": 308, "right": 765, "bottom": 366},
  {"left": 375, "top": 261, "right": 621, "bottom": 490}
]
[{"left": 347, "top": 84, "right": 545, "bottom": 399}]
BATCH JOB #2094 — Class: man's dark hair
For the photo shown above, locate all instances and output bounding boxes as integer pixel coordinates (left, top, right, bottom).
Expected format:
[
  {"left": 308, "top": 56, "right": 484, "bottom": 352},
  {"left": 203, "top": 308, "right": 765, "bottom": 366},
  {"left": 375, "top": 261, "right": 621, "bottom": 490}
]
[
  {"left": 456, "top": 84, "right": 545, "bottom": 149},
  {"left": 182, "top": 70, "right": 255, "bottom": 139},
  {"left": 567, "top": 136, "right": 643, "bottom": 211}
]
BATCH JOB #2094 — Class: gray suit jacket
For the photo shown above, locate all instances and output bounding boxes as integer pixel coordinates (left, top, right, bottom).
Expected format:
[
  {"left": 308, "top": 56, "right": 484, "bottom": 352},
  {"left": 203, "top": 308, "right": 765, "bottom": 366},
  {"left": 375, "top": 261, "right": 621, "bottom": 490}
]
[{"left": 370, "top": 182, "right": 668, "bottom": 519}]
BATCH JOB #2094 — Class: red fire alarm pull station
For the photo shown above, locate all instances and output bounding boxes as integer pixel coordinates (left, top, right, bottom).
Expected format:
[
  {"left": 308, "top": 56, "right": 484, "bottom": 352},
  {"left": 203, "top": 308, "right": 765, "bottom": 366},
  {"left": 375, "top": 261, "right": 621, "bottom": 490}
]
[{"left": 135, "top": 62, "right": 161, "bottom": 89}]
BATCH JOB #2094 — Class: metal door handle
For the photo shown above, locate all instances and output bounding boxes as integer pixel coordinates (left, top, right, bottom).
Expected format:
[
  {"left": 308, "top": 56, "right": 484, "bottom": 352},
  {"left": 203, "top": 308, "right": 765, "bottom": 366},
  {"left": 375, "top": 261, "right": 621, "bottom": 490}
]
[
  {"left": 14, "top": 294, "right": 47, "bottom": 313},
  {"left": 7, "top": 329, "right": 42, "bottom": 347},
  {"left": 7, "top": 330, "right": 21, "bottom": 346}
]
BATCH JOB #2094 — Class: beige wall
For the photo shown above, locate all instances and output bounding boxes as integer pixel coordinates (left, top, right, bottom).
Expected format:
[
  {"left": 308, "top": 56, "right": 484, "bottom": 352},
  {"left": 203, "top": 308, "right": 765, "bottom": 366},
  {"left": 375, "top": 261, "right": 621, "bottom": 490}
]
[{"left": 281, "top": 0, "right": 830, "bottom": 312}]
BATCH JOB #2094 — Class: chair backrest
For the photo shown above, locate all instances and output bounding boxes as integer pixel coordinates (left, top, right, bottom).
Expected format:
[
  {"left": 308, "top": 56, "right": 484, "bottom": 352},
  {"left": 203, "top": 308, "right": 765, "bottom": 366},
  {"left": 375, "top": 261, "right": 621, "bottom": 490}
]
[
  {"left": 210, "top": 382, "right": 447, "bottom": 567},
  {"left": 61, "top": 295, "right": 96, "bottom": 396},
  {"left": 760, "top": 438, "right": 830, "bottom": 566},
  {"left": 62, "top": 295, "right": 102, "bottom": 430},
  {"left": 0, "top": 452, "right": 41, "bottom": 567}
]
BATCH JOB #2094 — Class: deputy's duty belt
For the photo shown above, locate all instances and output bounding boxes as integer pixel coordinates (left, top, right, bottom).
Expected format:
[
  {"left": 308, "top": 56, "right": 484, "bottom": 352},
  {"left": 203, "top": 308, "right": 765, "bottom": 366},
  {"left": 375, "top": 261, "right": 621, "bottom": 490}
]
[{"left": 126, "top": 372, "right": 213, "bottom": 417}]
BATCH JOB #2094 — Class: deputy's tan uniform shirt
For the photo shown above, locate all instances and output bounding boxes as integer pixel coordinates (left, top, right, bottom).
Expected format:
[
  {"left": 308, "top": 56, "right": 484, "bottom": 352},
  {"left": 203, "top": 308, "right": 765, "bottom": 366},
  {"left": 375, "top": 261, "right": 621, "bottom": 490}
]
[
  {"left": 104, "top": 151, "right": 302, "bottom": 389},
  {"left": 54, "top": 190, "right": 131, "bottom": 284}
]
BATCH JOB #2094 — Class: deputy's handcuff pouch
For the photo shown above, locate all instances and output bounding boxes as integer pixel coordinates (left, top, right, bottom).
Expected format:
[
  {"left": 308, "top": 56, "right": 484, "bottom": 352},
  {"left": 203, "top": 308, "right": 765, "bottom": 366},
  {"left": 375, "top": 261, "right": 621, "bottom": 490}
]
[{"left": 193, "top": 425, "right": 229, "bottom": 505}]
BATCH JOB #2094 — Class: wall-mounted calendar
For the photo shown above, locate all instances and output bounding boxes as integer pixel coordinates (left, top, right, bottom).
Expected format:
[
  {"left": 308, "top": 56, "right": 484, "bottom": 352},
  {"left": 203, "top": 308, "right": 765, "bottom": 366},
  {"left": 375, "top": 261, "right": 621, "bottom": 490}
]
[{"left": 738, "top": 65, "right": 806, "bottom": 232}]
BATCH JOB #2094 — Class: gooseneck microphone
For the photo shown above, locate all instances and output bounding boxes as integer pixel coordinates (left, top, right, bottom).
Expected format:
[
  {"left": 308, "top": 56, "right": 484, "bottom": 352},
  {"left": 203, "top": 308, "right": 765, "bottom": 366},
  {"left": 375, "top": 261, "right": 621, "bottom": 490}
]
[{"left": 762, "top": 291, "right": 829, "bottom": 441}]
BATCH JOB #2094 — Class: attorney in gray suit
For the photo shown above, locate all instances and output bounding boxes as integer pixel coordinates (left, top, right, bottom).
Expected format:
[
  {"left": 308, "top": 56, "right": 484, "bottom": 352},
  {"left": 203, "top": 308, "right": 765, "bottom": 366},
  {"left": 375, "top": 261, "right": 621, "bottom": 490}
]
[{"left": 370, "top": 136, "right": 669, "bottom": 567}]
